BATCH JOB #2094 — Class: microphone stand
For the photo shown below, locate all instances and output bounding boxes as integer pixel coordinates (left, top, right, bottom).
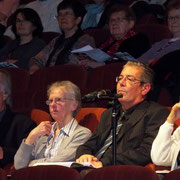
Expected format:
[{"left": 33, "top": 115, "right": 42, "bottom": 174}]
[
  {"left": 98, "top": 94, "right": 122, "bottom": 165},
  {"left": 111, "top": 97, "right": 119, "bottom": 165}
]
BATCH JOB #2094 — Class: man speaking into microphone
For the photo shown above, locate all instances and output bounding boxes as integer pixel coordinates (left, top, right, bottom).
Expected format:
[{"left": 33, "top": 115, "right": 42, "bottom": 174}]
[{"left": 75, "top": 61, "right": 169, "bottom": 171}]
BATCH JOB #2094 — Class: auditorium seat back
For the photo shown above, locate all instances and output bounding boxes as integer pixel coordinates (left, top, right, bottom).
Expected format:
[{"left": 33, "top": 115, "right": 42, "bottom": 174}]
[
  {"left": 11, "top": 165, "right": 81, "bottom": 180},
  {"left": 84, "top": 165, "right": 159, "bottom": 180},
  {"left": 135, "top": 24, "right": 172, "bottom": 45}
]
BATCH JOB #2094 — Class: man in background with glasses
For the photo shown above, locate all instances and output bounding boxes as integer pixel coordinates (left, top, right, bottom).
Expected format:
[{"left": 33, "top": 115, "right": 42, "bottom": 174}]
[
  {"left": 76, "top": 61, "right": 169, "bottom": 170},
  {"left": 14, "top": 81, "right": 91, "bottom": 170}
]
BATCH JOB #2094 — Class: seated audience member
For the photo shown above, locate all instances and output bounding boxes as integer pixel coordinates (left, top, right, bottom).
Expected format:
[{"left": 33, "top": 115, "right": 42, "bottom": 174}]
[
  {"left": 80, "top": 4, "right": 150, "bottom": 69},
  {"left": 4, "top": 0, "right": 62, "bottom": 39},
  {"left": 138, "top": 0, "right": 180, "bottom": 64},
  {"left": 76, "top": 61, "right": 169, "bottom": 170},
  {"left": 24, "top": 0, "right": 63, "bottom": 33},
  {"left": 0, "top": 8, "right": 45, "bottom": 70},
  {"left": 151, "top": 102, "right": 180, "bottom": 170},
  {"left": 14, "top": 81, "right": 91, "bottom": 170},
  {"left": 29, "top": 0, "right": 95, "bottom": 75},
  {"left": 0, "top": 69, "right": 36, "bottom": 168}
]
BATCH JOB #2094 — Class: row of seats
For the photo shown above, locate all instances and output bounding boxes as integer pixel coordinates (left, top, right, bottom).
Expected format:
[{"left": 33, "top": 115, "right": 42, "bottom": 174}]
[
  {"left": 1, "top": 164, "right": 180, "bottom": 180},
  {"left": 0, "top": 165, "right": 160, "bottom": 180},
  {"left": 3, "top": 62, "right": 172, "bottom": 116}
]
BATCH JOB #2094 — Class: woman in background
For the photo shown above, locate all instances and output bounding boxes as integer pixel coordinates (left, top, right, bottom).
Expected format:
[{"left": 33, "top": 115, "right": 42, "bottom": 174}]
[{"left": 0, "top": 8, "right": 45, "bottom": 70}]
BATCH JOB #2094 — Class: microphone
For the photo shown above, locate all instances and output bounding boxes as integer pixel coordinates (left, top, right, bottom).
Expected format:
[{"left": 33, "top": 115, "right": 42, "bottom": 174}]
[{"left": 82, "top": 89, "right": 123, "bottom": 102}]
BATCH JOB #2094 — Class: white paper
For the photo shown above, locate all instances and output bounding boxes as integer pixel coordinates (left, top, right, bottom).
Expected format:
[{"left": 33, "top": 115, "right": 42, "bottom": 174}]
[
  {"left": 32, "top": 161, "right": 97, "bottom": 168},
  {"left": 113, "top": 52, "right": 137, "bottom": 61},
  {"left": 71, "top": 45, "right": 111, "bottom": 62},
  {"left": 71, "top": 45, "right": 94, "bottom": 53},
  {"left": 156, "top": 170, "right": 170, "bottom": 174},
  {"left": 32, "top": 161, "right": 73, "bottom": 167}
]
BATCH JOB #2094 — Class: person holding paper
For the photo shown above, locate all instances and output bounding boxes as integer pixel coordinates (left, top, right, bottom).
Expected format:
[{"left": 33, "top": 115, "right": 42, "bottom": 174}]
[
  {"left": 79, "top": 4, "right": 150, "bottom": 68},
  {"left": 14, "top": 81, "right": 91, "bottom": 170},
  {"left": 29, "top": 0, "right": 95, "bottom": 75},
  {"left": 76, "top": 61, "right": 169, "bottom": 170}
]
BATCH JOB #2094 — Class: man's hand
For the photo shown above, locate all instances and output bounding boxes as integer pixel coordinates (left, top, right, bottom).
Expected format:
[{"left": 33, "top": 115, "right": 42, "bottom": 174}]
[
  {"left": 76, "top": 154, "right": 103, "bottom": 168},
  {"left": 91, "top": 161, "right": 103, "bottom": 168},
  {"left": 76, "top": 154, "right": 98, "bottom": 163},
  {"left": 0, "top": 146, "right": 3, "bottom": 159},
  {"left": 25, "top": 121, "right": 52, "bottom": 145}
]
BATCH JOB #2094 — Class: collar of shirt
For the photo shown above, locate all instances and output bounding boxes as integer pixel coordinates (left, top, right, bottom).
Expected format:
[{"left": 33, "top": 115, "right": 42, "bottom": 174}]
[
  {"left": 119, "top": 100, "right": 146, "bottom": 122},
  {"left": 44, "top": 118, "right": 78, "bottom": 158},
  {"left": 49, "top": 118, "right": 78, "bottom": 139}
]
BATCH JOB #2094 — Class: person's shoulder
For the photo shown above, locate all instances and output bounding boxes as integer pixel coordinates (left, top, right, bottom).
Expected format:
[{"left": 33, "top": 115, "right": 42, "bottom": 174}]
[
  {"left": 12, "top": 112, "right": 36, "bottom": 126},
  {"left": 76, "top": 123, "right": 92, "bottom": 135},
  {"left": 31, "top": 37, "right": 46, "bottom": 46},
  {"left": 3, "top": 38, "right": 18, "bottom": 47},
  {"left": 145, "top": 100, "right": 170, "bottom": 112}
]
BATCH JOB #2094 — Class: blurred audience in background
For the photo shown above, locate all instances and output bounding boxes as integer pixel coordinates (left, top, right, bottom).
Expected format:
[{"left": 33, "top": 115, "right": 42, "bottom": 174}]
[
  {"left": 80, "top": 4, "right": 150, "bottom": 69},
  {"left": 0, "top": 69, "right": 36, "bottom": 168}
]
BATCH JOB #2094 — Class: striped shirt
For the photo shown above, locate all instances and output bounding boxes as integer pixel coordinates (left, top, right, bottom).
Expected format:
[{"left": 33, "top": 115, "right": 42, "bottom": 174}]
[{"left": 44, "top": 118, "right": 77, "bottom": 158}]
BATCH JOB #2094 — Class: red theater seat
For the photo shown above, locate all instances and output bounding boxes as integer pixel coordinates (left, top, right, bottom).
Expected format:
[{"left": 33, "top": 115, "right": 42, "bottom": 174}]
[
  {"left": 76, "top": 107, "right": 106, "bottom": 132},
  {"left": 0, "top": 168, "right": 6, "bottom": 180},
  {"left": 84, "top": 165, "right": 159, "bottom": 180},
  {"left": 11, "top": 165, "right": 81, "bottom": 180},
  {"left": 163, "top": 168, "right": 180, "bottom": 180}
]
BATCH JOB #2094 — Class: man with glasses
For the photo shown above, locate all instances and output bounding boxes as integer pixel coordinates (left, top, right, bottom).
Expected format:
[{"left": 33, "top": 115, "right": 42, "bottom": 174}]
[
  {"left": 76, "top": 61, "right": 169, "bottom": 169},
  {"left": 14, "top": 81, "right": 91, "bottom": 170}
]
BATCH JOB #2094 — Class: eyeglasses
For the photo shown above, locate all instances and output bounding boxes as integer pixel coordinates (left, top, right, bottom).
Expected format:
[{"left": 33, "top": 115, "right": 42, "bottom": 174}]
[
  {"left": 109, "top": 17, "right": 128, "bottom": 24},
  {"left": 116, "top": 75, "right": 144, "bottom": 84},
  {"left": 56, "top": 12, "right": 74, "bottom": 18},
  {"left": 46, "top": 97, "right": 74, "bottom": 106},
  {"left": 15, "top": 19, "right": 29, "bottom": 24},
  {"left": 168, "top": 15, "right": 180, "bottom": 21}
]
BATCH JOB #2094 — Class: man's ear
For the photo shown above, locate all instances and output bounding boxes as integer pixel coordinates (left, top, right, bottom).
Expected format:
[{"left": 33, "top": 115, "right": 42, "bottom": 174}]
[
  {"left": 129, "top": 20, "right": 135, "bottom": 29},
  {"left": 142, "top": 83, "right": 151, "bottom": 96},
  {"left": 76, "top": 17, "right": 82, "bottom": 26}
]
